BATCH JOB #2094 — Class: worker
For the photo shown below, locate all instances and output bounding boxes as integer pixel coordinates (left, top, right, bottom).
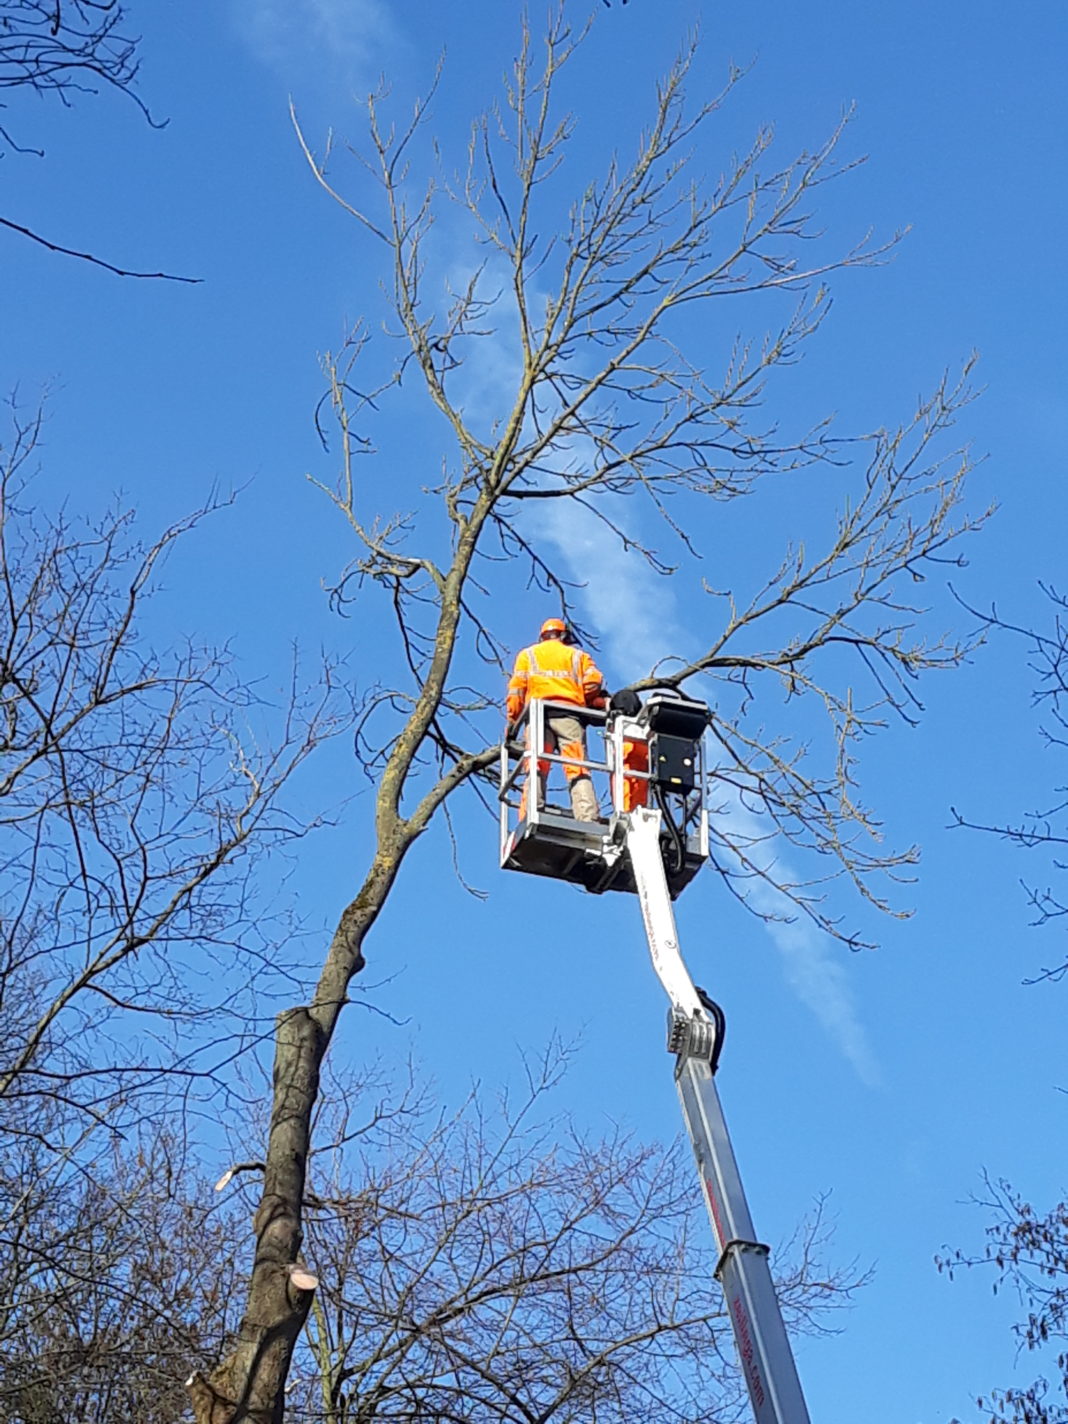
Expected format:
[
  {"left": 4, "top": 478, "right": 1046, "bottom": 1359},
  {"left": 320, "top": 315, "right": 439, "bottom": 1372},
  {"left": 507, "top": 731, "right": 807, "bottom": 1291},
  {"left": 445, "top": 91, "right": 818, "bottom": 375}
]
[
  {"left": 506, "top": 618, "right": 607, "bottom": 821},
  {"left": 608, "top": 688, "right": 649, "bottom": 811},
  {"left": 622, "top": 736, "right": 650, "bottom": 809}
]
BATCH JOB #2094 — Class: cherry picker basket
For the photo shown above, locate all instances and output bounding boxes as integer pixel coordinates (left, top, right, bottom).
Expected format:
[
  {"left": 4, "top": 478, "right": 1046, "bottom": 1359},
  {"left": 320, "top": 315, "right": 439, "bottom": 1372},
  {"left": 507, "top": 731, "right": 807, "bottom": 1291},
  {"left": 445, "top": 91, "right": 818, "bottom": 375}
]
[{"left": 499, "top": 691, "right": 710, "bottom": 896}]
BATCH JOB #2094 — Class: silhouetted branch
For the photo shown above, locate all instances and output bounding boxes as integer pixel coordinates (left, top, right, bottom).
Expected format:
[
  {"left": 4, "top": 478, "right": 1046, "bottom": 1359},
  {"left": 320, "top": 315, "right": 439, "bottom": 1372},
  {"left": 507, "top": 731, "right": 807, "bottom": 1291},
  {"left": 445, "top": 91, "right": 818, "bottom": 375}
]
[{"left": 0, "top": 213, "right": 201, "bottom": 280}]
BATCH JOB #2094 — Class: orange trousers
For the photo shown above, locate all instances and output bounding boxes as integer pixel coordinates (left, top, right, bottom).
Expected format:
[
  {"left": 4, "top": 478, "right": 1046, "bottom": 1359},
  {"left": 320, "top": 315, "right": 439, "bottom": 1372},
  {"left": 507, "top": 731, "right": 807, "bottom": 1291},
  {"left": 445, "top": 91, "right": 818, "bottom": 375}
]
[{"left": 622, "top": 737, "right": 649, "bottom": 811}]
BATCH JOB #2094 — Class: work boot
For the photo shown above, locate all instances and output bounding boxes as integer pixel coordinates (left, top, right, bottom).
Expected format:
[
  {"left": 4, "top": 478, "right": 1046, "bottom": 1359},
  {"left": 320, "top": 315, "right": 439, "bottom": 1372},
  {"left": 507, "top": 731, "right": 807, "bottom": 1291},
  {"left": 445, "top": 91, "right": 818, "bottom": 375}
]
[{"left": 569, "top": 775, "right": 600, "bottom": 822}]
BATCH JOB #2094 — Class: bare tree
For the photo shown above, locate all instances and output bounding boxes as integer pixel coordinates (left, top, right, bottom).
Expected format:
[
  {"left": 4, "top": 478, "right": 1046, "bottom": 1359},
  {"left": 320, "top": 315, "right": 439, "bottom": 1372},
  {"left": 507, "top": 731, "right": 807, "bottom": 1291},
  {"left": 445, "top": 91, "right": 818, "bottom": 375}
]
[
  {"left": 0, "top": 1048, "right": 855, "bottom": 1424},
  {"left": 248, "top": 1052, "right": 860, "bottom": 1424},
  {"left": 938, "top": 1176, "right": 1068, "bottom": 1424},
  {"left": 0, "top": 397, "right": 343, "bottom": 1171},
  {"left": 952, "top": 586, "right": 1068, "bottom": 983},
  {"left": 0, "top": 1127, "right": 247, "bottom": 1424},
  {"left": 940, "top": 593, "right": 1068, "bottom": 1423},
  {"left": 0, "top": 396, "right": 351, "bottom": 1423},
  {"left": 0, "top": 0, "right": 145, "bottom": 148},
  {"left": 191, "top": 12, "right": 984, "bottom": 1418},
  {"left": 0, "top": 0, "right": 197, "bottom": 277},
  {"left": 1, "top": 2, "right": 142, "bottom": 93}
]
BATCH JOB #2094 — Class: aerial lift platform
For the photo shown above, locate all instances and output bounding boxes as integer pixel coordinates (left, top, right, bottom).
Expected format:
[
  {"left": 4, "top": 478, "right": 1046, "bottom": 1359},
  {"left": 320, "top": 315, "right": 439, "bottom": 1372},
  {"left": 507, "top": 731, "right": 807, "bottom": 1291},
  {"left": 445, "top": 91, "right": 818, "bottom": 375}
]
[{"left": 499, "top": 692, "right": 813, "bottom": 1424}]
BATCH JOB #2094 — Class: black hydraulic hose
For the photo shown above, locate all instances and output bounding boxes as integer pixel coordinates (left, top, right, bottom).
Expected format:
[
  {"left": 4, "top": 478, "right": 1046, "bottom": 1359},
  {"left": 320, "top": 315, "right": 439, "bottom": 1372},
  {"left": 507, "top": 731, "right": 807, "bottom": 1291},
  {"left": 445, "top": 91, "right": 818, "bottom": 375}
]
[
  {"left": 654, "top": 783, "right": 686, "bottom": 876},
  {"left": 695, "top": 986, "right": 726, "bottom": 1074}
]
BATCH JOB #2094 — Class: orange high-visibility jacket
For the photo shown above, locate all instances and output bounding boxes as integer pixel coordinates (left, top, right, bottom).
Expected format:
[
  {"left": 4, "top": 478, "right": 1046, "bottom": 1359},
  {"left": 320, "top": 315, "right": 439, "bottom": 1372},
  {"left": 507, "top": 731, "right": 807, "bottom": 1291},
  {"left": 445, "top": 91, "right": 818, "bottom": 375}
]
[{"left": 506, "top": 639, "right": 605, "bottom": 723}]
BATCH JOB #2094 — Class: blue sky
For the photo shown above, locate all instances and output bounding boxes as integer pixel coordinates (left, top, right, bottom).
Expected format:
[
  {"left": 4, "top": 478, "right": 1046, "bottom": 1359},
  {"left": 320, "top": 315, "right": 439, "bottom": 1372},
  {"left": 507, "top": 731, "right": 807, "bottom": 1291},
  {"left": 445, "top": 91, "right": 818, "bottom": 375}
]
[{"left": 4, "top": 3, "right": 1068, "bottom": 1420}]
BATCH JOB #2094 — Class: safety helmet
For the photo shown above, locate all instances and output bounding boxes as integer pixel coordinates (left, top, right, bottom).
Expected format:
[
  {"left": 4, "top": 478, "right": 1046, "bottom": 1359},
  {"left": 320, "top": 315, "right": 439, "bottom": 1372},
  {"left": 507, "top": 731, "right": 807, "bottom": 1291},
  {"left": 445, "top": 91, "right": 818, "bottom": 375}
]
[{"left": 540, "top": 618, "right": 568, "bottom": 639}]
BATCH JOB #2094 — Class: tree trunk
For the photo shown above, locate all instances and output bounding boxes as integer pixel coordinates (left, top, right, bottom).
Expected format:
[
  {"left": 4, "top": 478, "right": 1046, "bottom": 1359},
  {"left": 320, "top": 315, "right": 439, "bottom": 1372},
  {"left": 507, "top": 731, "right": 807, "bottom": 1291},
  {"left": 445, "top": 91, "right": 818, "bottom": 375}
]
[
  {"left": 187, "top": 852, "right": 401, "bottom": 1423},
  {"left": 187, "top": 1007, "right": 323, "bottom": 1423}
]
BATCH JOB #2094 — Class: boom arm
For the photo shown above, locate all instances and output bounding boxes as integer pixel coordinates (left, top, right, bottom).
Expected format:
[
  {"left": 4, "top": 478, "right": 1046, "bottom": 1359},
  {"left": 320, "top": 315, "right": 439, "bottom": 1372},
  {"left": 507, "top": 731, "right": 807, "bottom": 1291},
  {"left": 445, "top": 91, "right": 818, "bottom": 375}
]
[{"left": 624, "top": 807, "right": 813, "bottom": 1424}]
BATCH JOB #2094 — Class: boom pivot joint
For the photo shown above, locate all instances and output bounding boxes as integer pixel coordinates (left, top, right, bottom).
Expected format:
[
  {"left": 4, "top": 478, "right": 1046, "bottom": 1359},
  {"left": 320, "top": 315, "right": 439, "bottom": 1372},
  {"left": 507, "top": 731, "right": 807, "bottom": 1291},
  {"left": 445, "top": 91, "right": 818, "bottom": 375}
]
[{"left": 667, "top": 1007, "right": 717, "bottom": 1063}]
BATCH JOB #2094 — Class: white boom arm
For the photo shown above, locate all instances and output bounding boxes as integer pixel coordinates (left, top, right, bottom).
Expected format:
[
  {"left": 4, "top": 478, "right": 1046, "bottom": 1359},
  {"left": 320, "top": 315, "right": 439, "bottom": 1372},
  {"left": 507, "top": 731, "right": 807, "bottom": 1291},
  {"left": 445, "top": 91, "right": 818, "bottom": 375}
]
[{"left": 623, "top": 807, "right": 813, "bottom": 1424}]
